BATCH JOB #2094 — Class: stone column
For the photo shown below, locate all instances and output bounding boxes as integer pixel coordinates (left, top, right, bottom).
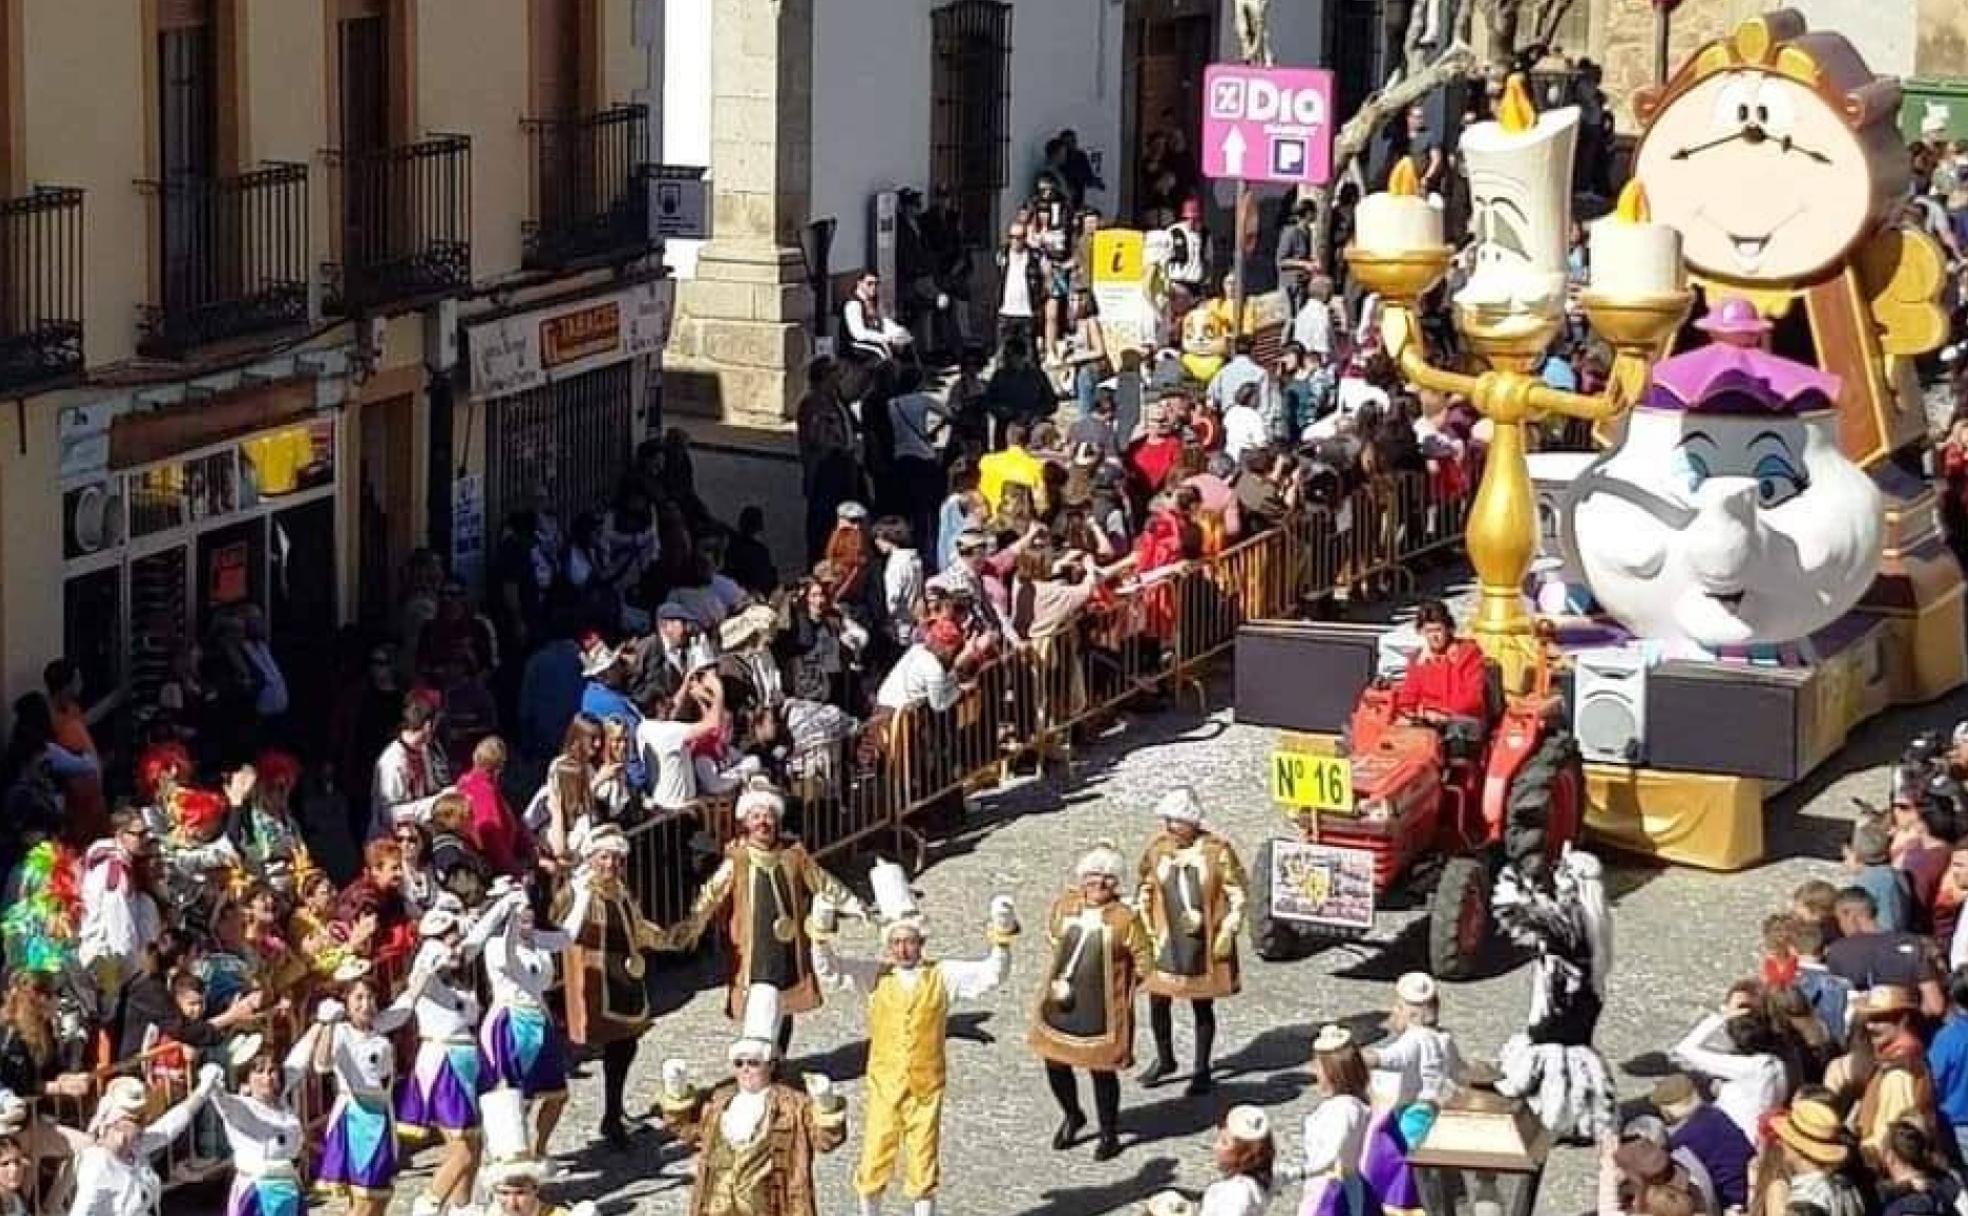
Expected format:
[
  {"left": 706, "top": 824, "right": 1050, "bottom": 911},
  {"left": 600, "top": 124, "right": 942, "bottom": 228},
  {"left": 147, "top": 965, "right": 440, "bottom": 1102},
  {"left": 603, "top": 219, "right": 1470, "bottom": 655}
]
[{"left": 666, "top": 0, "right": 814, "bottom": 427}]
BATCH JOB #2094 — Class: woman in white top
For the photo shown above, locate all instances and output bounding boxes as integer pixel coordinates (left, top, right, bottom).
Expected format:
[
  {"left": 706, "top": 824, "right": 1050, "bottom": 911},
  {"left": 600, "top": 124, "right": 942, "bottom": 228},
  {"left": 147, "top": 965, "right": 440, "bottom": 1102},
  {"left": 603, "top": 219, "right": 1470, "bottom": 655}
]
[
  {"left": 211, "top": 1044, "right": 307, "bottom": 1216},
  {"left": 1668, "top": 988, "right": 1790, "bottom": 1147},
  {"left": 1202, "top": 1105, "right": 1275, "bottom": 1216},
  {"left": 873, "top": 518, "right": 926, "bottom": 648},
  {"left": 589, "top": 718, "right": 636, "bottom": 825},
  {"left": 67, "top": 1066, "right": 221, "bottom": 1216},
  {"left": 304, "top": 968, "right": 419, "bottom": 1216},
  {"left": 1298, "top": 1027, "right": 1375, "bottom": 1216},
  {"left": 396, "top": 906, "right": 496, "bottom": 1216},
  {"left": 524, "top": 716, "right": 602, "bottom": 870},
  {"left": 477, "top": 879, "right": 590, "bottom": 1160}
]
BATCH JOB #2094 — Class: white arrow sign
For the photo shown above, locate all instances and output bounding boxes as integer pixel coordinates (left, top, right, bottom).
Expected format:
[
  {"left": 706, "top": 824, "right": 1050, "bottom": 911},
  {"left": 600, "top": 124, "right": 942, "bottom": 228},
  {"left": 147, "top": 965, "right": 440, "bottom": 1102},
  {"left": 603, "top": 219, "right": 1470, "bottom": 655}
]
[{"left": 1221, "top": 127, "right": 1247, "bottom": 178}]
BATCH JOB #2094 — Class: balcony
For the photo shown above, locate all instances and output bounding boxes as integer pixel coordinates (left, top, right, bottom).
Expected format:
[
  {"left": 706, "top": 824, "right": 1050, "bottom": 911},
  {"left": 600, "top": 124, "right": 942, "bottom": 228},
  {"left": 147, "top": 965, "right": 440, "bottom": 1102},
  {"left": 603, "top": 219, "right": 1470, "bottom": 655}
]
[
  {"left": 0, "top": 187, "right": 84, "bottom": 392},
  {"left": 521, "top": 104, "right": 655, "bottom": 270},
  {"left": 137, "top": 162, "right": 310, "bottom": 357},
  {"left": 322, "top": 134, "right": 472, "bottom": 314}
]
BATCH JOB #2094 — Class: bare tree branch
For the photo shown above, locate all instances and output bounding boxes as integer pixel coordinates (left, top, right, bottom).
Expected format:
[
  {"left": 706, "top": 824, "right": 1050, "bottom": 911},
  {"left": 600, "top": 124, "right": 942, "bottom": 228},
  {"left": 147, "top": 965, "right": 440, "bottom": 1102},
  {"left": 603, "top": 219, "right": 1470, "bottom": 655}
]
[{"left": 1534, "top": 0, "right": 1581, "bottom": 48}]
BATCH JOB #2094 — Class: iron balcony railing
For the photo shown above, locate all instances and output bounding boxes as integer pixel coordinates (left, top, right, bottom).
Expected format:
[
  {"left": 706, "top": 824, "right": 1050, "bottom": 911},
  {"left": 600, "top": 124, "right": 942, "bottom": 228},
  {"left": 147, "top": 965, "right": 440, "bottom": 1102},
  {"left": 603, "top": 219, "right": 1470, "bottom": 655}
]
[
  {"left": 0, "top": 186, "right": 84, "bottom": 391},
  {"left": 521, "top": 104, "right": 654, "bottom": 269},
  {"left": 322, "top": 133, "right": 472, "bottom": 314},
  {"left": 137, "top": 162, "right": 310, "bottom": 356}
]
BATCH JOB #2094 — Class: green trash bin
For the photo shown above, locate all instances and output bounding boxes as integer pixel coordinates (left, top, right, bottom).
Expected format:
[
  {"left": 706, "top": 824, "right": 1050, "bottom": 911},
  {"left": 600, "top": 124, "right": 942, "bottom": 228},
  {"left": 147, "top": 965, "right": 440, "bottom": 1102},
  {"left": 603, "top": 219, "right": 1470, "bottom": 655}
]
[{"left": 1901, "top": 78, "right": 1968, "bottom": 143}]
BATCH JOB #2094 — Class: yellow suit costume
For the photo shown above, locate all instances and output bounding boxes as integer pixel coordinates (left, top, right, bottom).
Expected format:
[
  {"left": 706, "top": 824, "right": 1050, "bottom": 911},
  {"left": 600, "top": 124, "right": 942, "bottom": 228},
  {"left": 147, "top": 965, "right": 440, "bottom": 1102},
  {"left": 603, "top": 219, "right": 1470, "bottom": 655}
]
[{"left": 813, "top": 929, "right": 1012, "bottom": 1202}]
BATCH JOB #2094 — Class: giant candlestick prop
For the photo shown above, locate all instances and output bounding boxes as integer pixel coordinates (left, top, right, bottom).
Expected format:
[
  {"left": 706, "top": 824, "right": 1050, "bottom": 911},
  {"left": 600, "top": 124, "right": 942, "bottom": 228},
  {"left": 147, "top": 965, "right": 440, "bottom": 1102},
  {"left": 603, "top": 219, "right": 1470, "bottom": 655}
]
[{"left": 1346, "top": 77, "right": 1695, "bottom": 690}]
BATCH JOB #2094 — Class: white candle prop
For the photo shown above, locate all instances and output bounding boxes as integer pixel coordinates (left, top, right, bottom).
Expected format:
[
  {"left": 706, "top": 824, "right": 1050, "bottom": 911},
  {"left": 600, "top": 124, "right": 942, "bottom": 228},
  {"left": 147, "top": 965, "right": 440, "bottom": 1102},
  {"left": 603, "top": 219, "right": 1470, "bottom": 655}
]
[
  {"left": 1588, "top": 180, "right": 1684, "bottom": 298},
  {"left": 1455, "top": 75, "right": 1580, "bottom": 321},
  {"left": 1354, "top": 157, "right": 1444, "bottom": 255}
]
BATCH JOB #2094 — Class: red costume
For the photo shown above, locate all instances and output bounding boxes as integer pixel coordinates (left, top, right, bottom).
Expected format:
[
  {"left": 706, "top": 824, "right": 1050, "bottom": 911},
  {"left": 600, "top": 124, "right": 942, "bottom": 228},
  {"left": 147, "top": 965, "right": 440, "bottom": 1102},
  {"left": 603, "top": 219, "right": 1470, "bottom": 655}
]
[
  {"left": 1392, "top": 639, "right": 1490, "bottom": 721},
  {"left": 1126, "top": 435, "right": 1184, "bottom": 500}
]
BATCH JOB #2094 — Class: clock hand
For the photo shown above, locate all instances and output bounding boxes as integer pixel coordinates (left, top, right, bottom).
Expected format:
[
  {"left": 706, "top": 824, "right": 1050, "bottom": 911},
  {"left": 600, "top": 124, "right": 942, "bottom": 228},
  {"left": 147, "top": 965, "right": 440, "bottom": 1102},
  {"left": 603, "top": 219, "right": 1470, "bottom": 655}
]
[
  {"left": 1670, "top": 128, "right": 1750, "bottom": 161},
  {"left": 1778, "top": 135, "right": 1832, "bottom": 165}
]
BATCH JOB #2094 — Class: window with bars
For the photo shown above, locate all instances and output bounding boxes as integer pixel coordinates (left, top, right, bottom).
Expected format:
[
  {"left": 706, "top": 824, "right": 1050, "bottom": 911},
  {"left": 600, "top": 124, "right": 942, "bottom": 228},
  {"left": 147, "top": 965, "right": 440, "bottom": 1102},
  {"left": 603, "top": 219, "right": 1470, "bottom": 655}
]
[{"left": 929, "top": 0, "right": 1011, "bottom": 249}]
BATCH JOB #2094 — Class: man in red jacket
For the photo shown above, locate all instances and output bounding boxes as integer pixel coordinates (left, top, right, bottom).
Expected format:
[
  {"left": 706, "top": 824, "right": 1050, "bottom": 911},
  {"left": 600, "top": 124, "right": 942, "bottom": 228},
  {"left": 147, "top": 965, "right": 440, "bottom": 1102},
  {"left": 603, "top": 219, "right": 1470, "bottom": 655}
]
[{"left": 1392, "top": 600, "right": 1490, "bottom": 724}]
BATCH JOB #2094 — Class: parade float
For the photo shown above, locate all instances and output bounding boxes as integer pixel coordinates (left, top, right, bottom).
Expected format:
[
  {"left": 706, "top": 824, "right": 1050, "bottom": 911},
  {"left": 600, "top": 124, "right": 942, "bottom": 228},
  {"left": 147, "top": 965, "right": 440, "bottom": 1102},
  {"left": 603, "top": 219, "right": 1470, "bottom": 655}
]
[{"left": 1237, "top": 10, "right": 1958, "bottom": 952}]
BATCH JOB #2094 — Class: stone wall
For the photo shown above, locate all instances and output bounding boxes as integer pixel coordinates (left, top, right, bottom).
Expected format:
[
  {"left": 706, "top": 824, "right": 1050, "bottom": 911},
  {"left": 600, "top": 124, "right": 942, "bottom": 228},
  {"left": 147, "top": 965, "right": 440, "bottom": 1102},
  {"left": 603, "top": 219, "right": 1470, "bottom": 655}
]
[
  {"left": 1596, "top": 0, "right": 1774, "bottom": 134},
  {"left": 1917, "top": 0, "right": 1968, "bottom": 79}
]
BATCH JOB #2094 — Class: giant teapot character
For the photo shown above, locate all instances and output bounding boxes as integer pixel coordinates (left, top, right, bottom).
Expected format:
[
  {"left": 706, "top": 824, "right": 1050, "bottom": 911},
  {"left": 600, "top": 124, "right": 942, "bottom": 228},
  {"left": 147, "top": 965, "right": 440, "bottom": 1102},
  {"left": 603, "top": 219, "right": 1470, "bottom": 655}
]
[{"left": 1564, "top": 300, "right": 1881, "bottom": 657}]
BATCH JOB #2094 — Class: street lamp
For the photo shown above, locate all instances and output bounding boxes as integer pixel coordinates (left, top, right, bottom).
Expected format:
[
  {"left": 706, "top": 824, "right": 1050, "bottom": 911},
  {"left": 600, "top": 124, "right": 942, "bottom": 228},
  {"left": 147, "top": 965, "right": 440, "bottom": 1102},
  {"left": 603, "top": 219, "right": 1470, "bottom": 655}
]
[{"left": 1405, "top": 1089, "right": 1551, "bottom": 1216}]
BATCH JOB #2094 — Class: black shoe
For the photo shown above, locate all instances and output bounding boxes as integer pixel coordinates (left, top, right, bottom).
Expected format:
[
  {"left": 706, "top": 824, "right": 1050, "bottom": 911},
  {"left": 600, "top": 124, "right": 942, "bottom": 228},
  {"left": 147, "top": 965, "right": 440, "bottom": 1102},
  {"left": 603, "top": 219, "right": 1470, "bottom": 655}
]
[
  {"left": 1138, "top": 1058, "right": 1177, "bottom": 1088},
  {"left": 1051, "top": 1112, "right": 1086, "bottom": 1150},
  {"left": 1093, "top": 1132, "right": 1122, "bottom": 1162},
  {"left": 1184, "top": 1072, "right": 1214, "bottom": 1097},
  {"left": 601, "top": 1118, "right": 630, "bottom": 1151}
]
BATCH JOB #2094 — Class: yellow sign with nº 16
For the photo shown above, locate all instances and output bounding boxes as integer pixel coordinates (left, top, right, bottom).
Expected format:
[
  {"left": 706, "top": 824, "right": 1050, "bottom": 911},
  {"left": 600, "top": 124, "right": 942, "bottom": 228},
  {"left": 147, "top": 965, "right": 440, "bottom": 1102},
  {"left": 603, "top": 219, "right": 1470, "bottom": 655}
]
[{"left": 1271, "top": 751, "right": 1353, "bottom": 812}]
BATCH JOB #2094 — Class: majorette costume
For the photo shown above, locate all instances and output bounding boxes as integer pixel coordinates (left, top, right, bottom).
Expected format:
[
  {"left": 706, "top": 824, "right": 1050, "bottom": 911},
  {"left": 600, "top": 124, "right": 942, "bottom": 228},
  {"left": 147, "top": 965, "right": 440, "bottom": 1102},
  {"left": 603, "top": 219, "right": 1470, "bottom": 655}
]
[
  {"left": 1361, "top": 972, "right": 1465, "bottom": 1216},
  {"left": 395, "top": 903, "right": 492, "bottom": 1142},
  {"left": 478, "top": 879, "right": 579, "bottom": 1101},
  {"left": 1029, "top": 843, "right": 1153, "bottom": 1160},
  {"left": 1492, "top": 849, "right": 1617, "bottom": 1143},
  {"left": 1297, "top": 1025, "right": 1377, "bottom": 1216},
  {"left": 210, "top": 1045, "right": 307, "bottom": 1216},
  {"left": 306, "top": 974, "right": 416, "bottom": 1198},
  {"left": 68, "top": 1067, "right": 220, "bottom": 1216},
  {"left": 476, "top": 1090, "right": 595, "bottom": 1216},
  {"left": 672, "top": 787, "right": 867, "bottom": 1026},
  {"left": 656, "top": 984, "right": 849, "bottom": 1216},
  {"left": 1201, "top": 1106, "right": 1275, "bottom": 1216},
  {"left": 810, "top": 859, "right": 1018, "bottom": 1216},
  {"left": 1135, "top": 787, "right": 1247, "bottom": 1094}
]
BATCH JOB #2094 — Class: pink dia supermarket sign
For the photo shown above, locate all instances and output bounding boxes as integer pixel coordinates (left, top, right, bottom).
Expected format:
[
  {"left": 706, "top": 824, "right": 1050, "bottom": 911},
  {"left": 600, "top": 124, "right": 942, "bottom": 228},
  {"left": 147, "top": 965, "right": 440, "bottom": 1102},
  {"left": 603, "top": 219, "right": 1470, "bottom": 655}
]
[{"left": 1201, "top": 63, "right": 1336, "bottom": 186}]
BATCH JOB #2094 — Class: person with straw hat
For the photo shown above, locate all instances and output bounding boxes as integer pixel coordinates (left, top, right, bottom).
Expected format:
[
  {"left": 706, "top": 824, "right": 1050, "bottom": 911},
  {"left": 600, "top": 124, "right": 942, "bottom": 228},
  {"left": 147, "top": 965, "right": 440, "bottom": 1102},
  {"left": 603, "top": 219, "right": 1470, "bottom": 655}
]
[
  {"left": 550, "top": 821, "right": 685, "bottom": 1150},
  {"left": 656, "top": 983, "right": 848, "bottom": 1216},
  {"left": 1852, "top": 985, "right": 1940, "bottom": 1166},
  {"left": 68, "top": 1065, "right": 222, "bottom": 1216},
  {"left": 810, "top": 858, "right": 1019, "bottom": 1216},
  {"left": 669, "top": 783, "right": 867, "bottom": 1057},
  {"left": 1762, "top": 1098, "right": 1864, "bottom": 1216},
  {"left": 1029, "top": 841, "right": 1153, "bottom": 1162},
  {"left": 1135, "top": 786, "right": 1247, "bottom": 1096}
]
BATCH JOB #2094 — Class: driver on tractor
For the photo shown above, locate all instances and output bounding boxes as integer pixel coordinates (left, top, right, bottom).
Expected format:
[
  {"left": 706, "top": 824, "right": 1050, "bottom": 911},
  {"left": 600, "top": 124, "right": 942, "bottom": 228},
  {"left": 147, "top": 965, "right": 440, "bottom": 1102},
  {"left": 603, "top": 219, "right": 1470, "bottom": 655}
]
[{"left": 1392, "top": 600, "right": 1489, "bottom": 727}]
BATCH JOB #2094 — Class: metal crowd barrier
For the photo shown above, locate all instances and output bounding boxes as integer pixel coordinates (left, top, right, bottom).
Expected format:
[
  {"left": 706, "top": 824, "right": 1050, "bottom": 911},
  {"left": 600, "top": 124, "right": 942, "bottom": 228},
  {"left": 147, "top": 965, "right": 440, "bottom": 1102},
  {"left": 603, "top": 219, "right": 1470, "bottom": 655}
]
[{"left": 621, "top": 465, "right": 1475, "bottom": 909}]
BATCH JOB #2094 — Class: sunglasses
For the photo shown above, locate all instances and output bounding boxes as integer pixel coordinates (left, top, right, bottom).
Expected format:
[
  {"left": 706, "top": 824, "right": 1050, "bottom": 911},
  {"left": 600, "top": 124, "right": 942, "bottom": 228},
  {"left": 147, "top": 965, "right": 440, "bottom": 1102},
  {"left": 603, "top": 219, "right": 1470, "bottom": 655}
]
[{"left": 732, "top": 1058, "right": 768, "bottom": 1069}]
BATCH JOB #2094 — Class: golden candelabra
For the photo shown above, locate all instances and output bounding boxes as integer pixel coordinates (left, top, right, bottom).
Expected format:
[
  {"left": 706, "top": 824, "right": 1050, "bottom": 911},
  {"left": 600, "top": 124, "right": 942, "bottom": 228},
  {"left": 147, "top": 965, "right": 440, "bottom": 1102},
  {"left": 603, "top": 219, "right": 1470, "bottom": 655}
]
[{"left": 1344, "top": 246, "right": 1693, "bottom": 692}]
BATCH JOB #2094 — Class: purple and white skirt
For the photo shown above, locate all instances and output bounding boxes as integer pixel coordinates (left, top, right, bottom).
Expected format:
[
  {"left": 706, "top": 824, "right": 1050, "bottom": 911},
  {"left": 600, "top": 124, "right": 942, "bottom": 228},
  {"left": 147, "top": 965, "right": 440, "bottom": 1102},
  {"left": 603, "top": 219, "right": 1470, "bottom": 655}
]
[
  {"left": 228, "top": 1171, "right": 302, "bottom": 1216},
  {"left": 1298, "top": 1172, "right": 1378, "bottom": 1216},
  {"left": 314, "top": 1095, "right": 397, "bottom": 1196},
  {"left": 481, "top": 1004, "right": 568, "bottom": 1098},
  {"left": 1361, "top": 1105, "right": 1425, "bottom": 1216},
  {"left": 395, "top": 1040, "right": 486, "bottom": 1138}
]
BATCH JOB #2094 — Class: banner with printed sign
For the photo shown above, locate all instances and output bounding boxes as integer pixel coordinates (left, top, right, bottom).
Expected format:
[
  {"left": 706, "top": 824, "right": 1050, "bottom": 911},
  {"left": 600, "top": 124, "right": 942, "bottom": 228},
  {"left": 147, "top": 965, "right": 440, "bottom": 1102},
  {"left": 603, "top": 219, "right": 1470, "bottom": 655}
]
[{"left": 1267, "top": 841, "right": 1376, "bottom": 931}]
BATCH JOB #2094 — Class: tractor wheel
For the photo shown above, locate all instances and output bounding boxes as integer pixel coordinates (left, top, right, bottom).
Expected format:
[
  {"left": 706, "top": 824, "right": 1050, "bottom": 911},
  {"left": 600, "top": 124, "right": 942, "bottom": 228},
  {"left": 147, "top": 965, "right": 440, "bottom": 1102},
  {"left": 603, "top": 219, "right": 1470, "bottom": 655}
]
[
  {"left": 1503, "top": 730, "right": 1587, "bottom": 881},
  {"left": 1429, "top": 855, "right": 1493, "bottom": 981},
  {"left": 1249, "top": 837, "right": 1314, "bottom": 962}
]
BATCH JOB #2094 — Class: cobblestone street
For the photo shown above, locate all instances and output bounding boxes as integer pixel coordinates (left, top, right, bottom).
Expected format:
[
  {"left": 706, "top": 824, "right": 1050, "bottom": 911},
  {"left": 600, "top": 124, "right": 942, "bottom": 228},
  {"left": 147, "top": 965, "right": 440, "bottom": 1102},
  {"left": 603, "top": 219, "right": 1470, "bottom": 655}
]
[{"left": 344, "top": 673, "right": 1965, "bottom": 1216}]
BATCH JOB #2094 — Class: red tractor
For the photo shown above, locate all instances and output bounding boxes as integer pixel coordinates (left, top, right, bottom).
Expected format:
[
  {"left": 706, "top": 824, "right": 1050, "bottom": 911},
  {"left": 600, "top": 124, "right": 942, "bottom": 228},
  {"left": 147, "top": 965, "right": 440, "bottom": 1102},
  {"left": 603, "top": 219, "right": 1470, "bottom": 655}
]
[{"left": 1250, "top": 640, "right": 1586, "bottom": 978}]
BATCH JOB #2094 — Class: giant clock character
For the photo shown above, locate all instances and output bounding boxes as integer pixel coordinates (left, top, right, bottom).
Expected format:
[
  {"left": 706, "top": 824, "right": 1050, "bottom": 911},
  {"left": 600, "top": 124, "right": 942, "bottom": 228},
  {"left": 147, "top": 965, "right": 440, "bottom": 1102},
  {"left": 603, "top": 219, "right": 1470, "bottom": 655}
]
[{"left": 1632, "top": 9, "right": 1961, "bottom": 699}]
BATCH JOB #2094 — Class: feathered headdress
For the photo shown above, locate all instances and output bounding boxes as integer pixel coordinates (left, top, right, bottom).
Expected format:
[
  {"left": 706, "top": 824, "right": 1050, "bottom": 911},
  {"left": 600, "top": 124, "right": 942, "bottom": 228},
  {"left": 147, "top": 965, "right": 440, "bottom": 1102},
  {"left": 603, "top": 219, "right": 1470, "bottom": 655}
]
[
  {"left": 176, "top": 789, "right": 229, "bottom": 838},
  {"left": 136, "top": 742, "right": 193, "bottom": 802},
  {"left": 0, "top": 842, "right": 81, "bottom": 973},
  {"left": 253, "top": 749, "right": 301, "bottom": 791}
]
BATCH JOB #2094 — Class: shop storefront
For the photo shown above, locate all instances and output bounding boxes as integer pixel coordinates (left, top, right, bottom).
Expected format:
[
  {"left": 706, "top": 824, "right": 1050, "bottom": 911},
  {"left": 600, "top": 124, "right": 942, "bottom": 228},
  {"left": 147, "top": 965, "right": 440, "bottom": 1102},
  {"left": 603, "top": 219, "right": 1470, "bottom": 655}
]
[
  {"left": 461, "top": 277, "right": 674, "bottom": 584},
  {"left": 57, "top": 370, "right": 347, "bottom": 718}
]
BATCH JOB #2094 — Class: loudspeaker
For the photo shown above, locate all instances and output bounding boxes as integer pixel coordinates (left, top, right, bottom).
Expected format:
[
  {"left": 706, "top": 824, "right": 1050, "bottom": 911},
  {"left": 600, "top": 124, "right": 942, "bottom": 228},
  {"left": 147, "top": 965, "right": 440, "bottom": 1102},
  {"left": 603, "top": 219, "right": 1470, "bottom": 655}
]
[
  {"left": 1573, "top": 646, "right": 1648, "bottom": 765},
  {"left": 1235, "top": 622, "right": 1387, "bottom": 735}
]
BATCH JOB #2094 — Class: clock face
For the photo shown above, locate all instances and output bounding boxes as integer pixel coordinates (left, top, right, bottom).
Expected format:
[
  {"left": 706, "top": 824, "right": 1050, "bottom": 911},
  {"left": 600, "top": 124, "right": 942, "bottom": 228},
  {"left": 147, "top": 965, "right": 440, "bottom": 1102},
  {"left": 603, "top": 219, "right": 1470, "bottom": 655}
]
[{"left": 1635, "top": 68, "right": 1874, "bottom": 283}]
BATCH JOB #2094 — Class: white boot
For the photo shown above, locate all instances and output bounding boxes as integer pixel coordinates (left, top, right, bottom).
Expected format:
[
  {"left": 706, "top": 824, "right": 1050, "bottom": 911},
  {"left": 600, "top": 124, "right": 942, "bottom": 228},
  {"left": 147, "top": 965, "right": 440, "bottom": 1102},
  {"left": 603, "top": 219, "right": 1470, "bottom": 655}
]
[
  {"left": 857, "top": 1193, "right": 884, "bottom": 1216},
  {"left": 912, "top": 1199, "right": 937, "bottom": 1216}
]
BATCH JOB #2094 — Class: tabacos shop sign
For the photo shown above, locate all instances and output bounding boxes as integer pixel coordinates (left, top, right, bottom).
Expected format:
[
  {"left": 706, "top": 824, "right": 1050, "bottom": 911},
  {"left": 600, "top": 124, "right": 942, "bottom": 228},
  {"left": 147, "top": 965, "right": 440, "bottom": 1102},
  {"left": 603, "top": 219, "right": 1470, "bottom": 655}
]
[{"left": 468, "top": 279, "right": 676, "bottom": 399}]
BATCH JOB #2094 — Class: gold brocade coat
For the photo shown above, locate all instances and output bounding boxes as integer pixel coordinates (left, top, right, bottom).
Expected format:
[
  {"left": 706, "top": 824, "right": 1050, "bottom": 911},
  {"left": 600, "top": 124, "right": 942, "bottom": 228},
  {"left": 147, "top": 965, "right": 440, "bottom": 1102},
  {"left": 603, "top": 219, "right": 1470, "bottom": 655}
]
[
  {"left": 552, "top": 879, "right": 674, "bottom": 1045},
  {"left": 660, "top": 1080, "right": 847, "bottom": 1216},
  {"left": 673, "top": 840, "right": 860, "bottom": 1019},
  {"left": 1027, "top": 893, "right": 1152, "bottom": 1072},
  {"left": 1135, "top": 831, "right": 1247, "bottom": 1000}
]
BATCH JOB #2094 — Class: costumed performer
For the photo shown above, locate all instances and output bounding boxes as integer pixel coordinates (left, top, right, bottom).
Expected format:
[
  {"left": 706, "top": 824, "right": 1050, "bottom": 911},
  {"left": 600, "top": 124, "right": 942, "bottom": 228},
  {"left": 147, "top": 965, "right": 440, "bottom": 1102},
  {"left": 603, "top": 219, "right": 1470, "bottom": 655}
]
[
  {"left": 1135, "top": 787, "right": 1246, "bottom": 1096},
  {"left": 134, "top": 742, "right": 194, "bottom": 841},
  {"left": 302, "top": 965, "right": 417, "bottom": 1216},
  {"left": 670, "top": 784, "right": 868, "bottom": 1057},
  {"left": 1296, "top": 1025, "right": 1378, "bottom": 1216},
  {"left": 66, "top": 1065, "right": 222, "bottom": 1216},
  {"left": 550, "top": 821, "right": 683, "bottom": 1149},
  {"left": 398, "top": 898, "right": 498, "bottom": 1216},
  {"left": 1030, "top": 842, "right": 1153, "bottom": 1162},
  {"left": 655, "top": 983, "right": 848, "bottom": 1216},
  {"left": 478, "top": 877, "right": 582, "bottom": 1159},
  {"left": 478, "top": 1089, "right": 595, "bottom": 1216},
  {"left": 809, "top": 858, "right": 1018, "bottom": 1216},
  {"left": 1359, "top": 971, "right": 1466, "bottom": 1216},
  {"left": 210, "top": 1035, "right": 307, "bottom": 1216},
  {"left": 1493, "top": 847, "right": 1617, "bottom": 1143},
  {"left": 1201, "top": 1105, "right": 1277, "bottom": 1216}
]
